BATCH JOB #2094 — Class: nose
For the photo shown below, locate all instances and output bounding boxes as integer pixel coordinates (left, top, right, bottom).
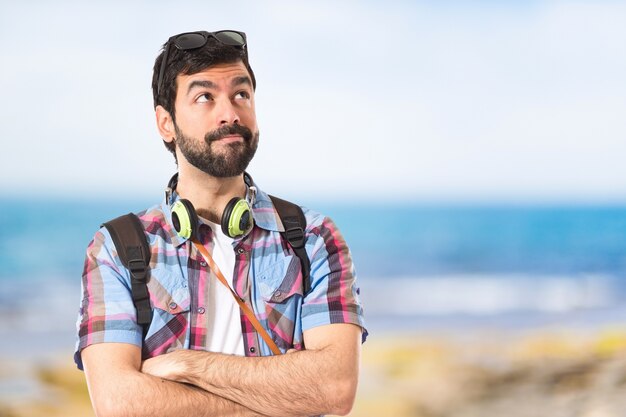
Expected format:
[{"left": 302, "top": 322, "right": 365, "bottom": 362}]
[{"left": 216, "top": 97, "right": 240, "bottom": 125}]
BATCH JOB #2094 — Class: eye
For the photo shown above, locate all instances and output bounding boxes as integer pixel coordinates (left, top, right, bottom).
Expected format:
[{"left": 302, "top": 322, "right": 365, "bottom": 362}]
[
  {"left": 196, "top": 93, "right": 213, "bottom": 103},
  {"left": 234, "top": 91, "right": 250, "bottom": 100}
]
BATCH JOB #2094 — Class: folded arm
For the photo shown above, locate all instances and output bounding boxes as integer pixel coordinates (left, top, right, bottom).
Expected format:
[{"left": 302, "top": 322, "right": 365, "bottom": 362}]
[
  {"left": 82, "top": 342, "right": 268, "bottom": 417},
  {"left": 141, "top": 323, "right": 362, "bottom": 417}
]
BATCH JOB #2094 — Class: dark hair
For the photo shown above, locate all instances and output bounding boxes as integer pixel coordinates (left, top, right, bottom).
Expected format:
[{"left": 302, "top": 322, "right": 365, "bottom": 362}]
[{"left": 151, "top": 35, "right": 256, "bottom": 158}]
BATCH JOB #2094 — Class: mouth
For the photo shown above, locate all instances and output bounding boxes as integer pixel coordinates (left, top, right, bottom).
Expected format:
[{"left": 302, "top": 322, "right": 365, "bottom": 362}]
[{"left": 215, "top": 135, "right": 244, "bottom": 144}]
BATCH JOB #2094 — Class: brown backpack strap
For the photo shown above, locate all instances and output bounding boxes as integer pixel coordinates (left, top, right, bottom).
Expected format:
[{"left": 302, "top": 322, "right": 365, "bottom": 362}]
[
  {"left": 269, "top": 195, "right": 311, "bottom": 295},
  {"left": 102, "top": 213, "right": 152, "bottom": 337}
]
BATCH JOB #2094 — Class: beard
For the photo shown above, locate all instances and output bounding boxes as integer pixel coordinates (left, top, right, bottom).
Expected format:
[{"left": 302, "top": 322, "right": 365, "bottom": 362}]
[{"left": 174, "top": 123, "right": 259, "bottom": 178}]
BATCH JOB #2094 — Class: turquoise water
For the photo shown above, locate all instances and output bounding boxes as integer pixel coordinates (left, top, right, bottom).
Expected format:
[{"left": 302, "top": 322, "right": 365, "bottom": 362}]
[
  {"left": 3, "top": 198, "right": 626, "bottom": 280},
  {"left": 322, "top": 204, "right": 626, "bottom": 278},
  {"left": 1, "top": 197, "right": 626, "bottom": 326}
]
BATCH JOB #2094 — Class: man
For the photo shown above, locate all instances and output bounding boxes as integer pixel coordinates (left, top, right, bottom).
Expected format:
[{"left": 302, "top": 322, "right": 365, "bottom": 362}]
[{"left": 74, "top": 30, "right": 367, "bottom": 417}]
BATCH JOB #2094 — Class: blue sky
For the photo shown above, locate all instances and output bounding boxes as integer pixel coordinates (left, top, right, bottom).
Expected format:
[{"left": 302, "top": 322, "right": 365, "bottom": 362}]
[{"left": 1, "top": 1, "right": 625, "bottom": 202}]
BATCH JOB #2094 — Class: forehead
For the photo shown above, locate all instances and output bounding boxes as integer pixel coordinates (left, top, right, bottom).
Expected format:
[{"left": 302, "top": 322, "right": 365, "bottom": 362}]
[{"left": 176, "top": 61, "right": 251, "bottom": 88}]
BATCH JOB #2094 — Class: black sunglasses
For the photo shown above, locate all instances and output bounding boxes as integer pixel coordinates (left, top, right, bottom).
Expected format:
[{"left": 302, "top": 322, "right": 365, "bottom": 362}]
[{"left": 156, "top": 30, "right": 248, "bottom": 96}]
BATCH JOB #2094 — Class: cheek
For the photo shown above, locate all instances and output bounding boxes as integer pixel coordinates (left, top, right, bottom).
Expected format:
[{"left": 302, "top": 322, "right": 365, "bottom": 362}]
[
  {"left": 178, "top": 110, "right": 213, "bottom": 135},
  {"left": 242, "top": 108, "right": 258, "bottom": 129}
]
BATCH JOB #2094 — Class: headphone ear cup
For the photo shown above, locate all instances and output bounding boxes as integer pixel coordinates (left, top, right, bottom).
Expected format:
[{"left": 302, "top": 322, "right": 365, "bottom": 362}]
[
  {"left": 221, "top": 197, "right": 253, "bottom": 238},
  {"left": 221, "top": 197, "right": 239, "bottom": 237},
  {"left": 171, "top": 199, "right": 198, "bottom": 239}
]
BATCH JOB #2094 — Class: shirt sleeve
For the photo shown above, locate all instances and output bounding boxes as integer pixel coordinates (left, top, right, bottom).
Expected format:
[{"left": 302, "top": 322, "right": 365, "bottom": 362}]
[
  {"left": 301, "top": 215, "right": 368, "bottom": 343},
  {"left": 74, "top": 227, "right": 143, "bottom": 370}
]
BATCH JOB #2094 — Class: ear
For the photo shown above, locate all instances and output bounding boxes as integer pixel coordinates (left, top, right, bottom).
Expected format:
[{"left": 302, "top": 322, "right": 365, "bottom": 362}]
[{"left": 155, "top": 105, "right": 175, "bottom": 144}]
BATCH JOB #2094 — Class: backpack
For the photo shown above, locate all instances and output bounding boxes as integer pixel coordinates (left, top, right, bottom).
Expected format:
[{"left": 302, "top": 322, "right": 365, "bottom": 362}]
[{"left": 102, "top": 195, "right": 311, "bottom": 337}]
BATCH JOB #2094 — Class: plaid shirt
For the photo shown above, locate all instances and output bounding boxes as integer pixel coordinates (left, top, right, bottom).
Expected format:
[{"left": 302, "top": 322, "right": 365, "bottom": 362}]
[{"left": 74, "top": 181, "right": 367, "bottom": 369}]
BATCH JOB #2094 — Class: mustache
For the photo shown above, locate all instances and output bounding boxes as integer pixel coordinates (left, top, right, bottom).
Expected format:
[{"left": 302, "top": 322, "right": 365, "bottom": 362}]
[{"left": 205, "top": 124, "right": 253, "bottom": 143}]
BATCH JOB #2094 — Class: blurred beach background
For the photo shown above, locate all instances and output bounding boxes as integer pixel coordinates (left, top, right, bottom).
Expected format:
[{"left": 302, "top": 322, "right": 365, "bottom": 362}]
[{"left": 2, "top": 1, "right": 626, "bottom": 416}]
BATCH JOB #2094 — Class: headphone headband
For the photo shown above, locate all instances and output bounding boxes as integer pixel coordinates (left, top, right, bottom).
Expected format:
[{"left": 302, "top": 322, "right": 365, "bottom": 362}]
[{"left": 165, "top": 173, "right": 179, "bottom": 205}]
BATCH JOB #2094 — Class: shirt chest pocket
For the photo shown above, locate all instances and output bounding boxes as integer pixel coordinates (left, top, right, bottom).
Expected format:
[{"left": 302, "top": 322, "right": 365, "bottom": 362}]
[
  {"left": 148, "top": 268, "right": 191, "bottom": 313},
  {"left": 256, "top": 255, "right": 304, "bottom": 303},
  {"left": 255, "top": 256, "right": 303, "bottom": 351},
  {"left": 255, "top": 255, "right": 304, "bottom": 350},
  {"left": 143, "top": 268, "right": 191, "bottom": 356}
]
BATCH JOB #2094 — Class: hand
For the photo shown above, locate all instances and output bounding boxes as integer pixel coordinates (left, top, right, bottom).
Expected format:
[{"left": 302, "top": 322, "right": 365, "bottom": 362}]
[{"left": 141, "top": 350, "right": 187, "bottom": 382}]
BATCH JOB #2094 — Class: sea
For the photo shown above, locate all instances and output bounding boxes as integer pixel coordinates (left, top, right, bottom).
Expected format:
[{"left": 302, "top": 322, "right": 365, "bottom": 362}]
[{"left": 1, "top": 197, "right": 626, "bottom": 360}]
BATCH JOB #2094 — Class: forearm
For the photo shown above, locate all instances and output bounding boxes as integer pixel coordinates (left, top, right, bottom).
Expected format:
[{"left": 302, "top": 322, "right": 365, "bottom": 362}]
[
  {"left": 88, "top": 367, "right": 265, "bottom": 417},
  {"left": 157, "top": 347, "right": 355, "bottom": 417}
]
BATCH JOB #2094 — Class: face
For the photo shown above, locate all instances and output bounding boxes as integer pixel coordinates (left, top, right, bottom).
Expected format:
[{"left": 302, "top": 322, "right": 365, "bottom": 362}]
[{"left": 167, "top": 61, "right": 259, "bottom": 178}]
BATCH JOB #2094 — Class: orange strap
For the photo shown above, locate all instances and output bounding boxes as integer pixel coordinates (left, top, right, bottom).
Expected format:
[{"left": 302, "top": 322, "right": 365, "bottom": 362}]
[{"left": 192, "top": 240, "right": 282, "bottom": 355}]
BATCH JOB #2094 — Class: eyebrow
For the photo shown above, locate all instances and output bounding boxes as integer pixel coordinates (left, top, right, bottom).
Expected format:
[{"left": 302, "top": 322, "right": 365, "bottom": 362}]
[
  {"left": 186, "top": 77, "right": 252, "bottom": 95},
  {"left": 232, "top": 76, "right": 252, "bottom": 88},
  {"left": 187, "top": 80, "right": 217, "bottom": 95}
]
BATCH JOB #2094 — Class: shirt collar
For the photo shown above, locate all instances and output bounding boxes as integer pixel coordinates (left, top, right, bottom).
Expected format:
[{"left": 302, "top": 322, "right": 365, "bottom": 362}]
[
  {"left": 250, "top": 184, "right": 285, "bottom": 233},
  {"left": 161, "top": 174, "right": 284, "bottom": 248}
]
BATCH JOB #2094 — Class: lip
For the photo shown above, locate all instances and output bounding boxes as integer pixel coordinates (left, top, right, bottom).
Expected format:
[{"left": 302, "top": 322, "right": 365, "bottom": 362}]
[{"left": 216, "top": 135, "right": 244, "bottom": 144}]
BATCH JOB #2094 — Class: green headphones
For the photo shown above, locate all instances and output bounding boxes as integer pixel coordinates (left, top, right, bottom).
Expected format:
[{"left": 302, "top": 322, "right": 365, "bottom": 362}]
[{"left": 167, "top": 173, "right": 255, "bottom": 239}]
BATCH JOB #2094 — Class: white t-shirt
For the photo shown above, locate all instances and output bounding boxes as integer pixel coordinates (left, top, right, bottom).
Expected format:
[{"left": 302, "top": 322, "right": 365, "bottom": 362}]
[{"left": 202, "top": 219, "right": 245, "bottom": 356}]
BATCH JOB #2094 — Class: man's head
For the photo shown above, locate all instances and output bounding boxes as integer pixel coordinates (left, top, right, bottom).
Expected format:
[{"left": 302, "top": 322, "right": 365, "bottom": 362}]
[{"left": 152, "top": 30, "right": 259, "bottom": 177}]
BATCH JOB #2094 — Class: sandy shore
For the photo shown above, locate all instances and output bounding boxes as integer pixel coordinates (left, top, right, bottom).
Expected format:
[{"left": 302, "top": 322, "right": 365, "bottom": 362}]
[
  {"left": 0, "top": 355, "right": 93, "bottom": 417},
  {"left": 2, "top": 326, "right": 626, "bottom": 417},
  {"left": 353, "top": 326, "right": 626, "bottom": 417}
]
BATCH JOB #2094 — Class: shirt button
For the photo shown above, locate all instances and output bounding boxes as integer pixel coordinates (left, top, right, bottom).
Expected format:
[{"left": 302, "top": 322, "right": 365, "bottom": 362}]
[
  {"left": 200, "top": 261, "right": 207, "bottom": 267},
  {"left": 197, "top": 307, "right": 205, "bottom": 314},
  {"left": 169, "top": 302, "right": 178, "bottom": 310},
  {"left": 249, "top": 347, "right": 256, "bottom": 353},
  {"left": 237, "top": 248, "right": 245, "bottom": 254},
  {"left": 274, "top": 290, "right": 282, "bottom": 297}
]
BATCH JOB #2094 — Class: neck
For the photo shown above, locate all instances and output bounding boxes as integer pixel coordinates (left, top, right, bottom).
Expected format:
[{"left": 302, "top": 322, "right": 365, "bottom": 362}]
[{"left": 175, "top": 164, "right": 247, "bottom": 224}]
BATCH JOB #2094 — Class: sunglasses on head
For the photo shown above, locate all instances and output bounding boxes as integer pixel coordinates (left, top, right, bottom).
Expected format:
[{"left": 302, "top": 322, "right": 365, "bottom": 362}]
[{"left": 157, "top": 30, "right": 248, "bottom": 96}]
